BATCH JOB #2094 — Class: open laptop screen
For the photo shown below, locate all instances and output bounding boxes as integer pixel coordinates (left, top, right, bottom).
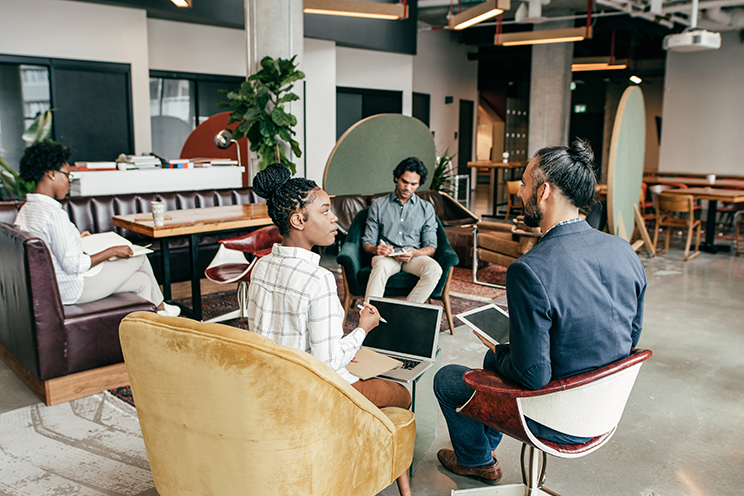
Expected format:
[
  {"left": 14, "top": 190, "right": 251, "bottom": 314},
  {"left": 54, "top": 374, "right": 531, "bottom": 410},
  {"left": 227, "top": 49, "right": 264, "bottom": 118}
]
[{"left": 362, "top": 297, "right": 441, "bottom": 359}]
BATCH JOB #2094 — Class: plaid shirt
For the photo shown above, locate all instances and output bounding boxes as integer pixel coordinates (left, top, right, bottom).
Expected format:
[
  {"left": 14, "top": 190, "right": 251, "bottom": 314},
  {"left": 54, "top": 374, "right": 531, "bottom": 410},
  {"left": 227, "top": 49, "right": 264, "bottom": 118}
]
[{"left": 247, "top": 244, "right": 365, "bottom": 384}]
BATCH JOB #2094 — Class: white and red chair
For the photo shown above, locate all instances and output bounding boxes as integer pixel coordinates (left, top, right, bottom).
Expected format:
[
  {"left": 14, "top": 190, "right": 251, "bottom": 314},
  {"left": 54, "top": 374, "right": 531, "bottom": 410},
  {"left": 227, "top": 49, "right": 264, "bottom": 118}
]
[
  {"left": 204, "top": 225, "right": 281, "bottom": 323},
  {"left": 452, "top": 348, "right": 653, "bottom": 495}
]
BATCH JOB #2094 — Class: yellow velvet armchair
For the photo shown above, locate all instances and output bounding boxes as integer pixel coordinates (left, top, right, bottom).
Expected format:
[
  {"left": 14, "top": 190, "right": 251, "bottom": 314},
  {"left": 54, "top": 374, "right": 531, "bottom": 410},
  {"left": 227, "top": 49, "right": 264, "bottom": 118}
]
[{"left": 119, "top": 312, "right": 416, "bottom": 496}]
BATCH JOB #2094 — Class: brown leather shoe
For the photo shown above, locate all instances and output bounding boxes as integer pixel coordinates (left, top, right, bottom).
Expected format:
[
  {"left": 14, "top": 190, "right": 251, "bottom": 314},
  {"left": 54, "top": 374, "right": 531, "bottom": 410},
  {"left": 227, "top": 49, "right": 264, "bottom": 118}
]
[{"left": 437, "top": 448, "right": 503, "bottom": 485}]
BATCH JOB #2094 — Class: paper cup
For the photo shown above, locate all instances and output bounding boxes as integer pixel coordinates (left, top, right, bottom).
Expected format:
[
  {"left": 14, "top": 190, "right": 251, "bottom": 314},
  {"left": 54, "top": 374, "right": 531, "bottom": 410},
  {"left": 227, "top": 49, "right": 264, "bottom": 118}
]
[
  {"left": 151, "top": 201, "right": 166, "bottom": 227},
  {"left": 706, "top": 174, "right": 716, "bottom": 185}
]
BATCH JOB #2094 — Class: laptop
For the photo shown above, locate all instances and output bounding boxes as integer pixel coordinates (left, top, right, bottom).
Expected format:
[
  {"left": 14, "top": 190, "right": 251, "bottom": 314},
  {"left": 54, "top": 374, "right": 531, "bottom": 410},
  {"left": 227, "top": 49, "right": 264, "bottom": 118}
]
[
  {"left": 360, "top": 296, "right": 442, "bottom": 383},
  {"left": 456, "top": 304, "right": 511, "bottom": 347}
]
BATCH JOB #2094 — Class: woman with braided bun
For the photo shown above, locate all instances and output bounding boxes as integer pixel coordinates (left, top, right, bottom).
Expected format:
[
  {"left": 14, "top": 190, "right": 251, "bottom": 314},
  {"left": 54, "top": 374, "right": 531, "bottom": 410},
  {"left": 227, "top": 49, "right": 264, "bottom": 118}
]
[{"left": 246, "top": 163, "right": 412, "bottom": 496}]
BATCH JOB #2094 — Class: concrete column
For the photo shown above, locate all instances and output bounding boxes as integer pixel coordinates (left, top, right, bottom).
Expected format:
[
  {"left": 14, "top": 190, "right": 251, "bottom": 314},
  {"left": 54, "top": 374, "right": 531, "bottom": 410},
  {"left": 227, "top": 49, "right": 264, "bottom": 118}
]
[
  {"left": 245, "top": 0, "right": 305, "bottom": 176},
  {"left": 528, "top": 20, "right": 574, "bottom": 156}
]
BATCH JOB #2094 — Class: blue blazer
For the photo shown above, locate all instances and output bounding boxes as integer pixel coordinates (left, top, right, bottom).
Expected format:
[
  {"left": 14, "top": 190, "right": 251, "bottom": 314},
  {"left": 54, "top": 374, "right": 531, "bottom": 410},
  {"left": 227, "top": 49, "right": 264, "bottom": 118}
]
[{"left": 492, "top": 220, "right": 646, "bottom": 390}]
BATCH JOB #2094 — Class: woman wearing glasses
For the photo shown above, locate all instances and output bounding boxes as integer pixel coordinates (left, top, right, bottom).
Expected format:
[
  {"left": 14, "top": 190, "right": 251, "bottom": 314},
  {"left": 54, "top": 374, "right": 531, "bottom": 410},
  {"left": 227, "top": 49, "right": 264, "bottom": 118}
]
[{"left": 14, "top": 140, "right": 178, "bottom": 315}]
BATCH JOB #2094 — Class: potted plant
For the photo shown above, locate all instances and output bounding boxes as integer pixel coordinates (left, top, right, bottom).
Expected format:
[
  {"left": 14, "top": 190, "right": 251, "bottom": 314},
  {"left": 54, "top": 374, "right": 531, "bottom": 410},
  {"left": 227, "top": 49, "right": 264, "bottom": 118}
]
[
  {"left": 429, "top": 148, "right": 457, "bottom": 195},
  {"left": 219, "top": 56, "right": 305, "bottom": 174},
  {"left": 0, "top": 110, "right": 53, "bottom": 200}
]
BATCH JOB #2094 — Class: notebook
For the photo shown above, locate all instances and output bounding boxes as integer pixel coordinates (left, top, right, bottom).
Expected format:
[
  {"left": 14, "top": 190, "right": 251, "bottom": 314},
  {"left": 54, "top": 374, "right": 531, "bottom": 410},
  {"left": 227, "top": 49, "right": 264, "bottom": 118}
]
[
  {"left": 360, "top": 297, "right": 442, "bottom": 383},
  {"left": 456, "top": 304, "right": 510, "bottom": 346}
]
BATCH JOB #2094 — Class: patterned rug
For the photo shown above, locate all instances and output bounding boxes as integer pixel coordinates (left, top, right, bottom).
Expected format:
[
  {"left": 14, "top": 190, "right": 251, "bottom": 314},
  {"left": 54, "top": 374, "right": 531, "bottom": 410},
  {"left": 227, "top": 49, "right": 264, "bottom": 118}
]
[{"left": 0, "top": 393, "right": 157, "bottom": 495}]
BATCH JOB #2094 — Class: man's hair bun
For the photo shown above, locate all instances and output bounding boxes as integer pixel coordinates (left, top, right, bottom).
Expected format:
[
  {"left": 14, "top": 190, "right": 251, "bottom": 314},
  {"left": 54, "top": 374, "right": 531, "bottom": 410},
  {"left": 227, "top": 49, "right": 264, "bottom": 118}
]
[{"left": 253, "top": 163, "right": 291, "bottom": 199}]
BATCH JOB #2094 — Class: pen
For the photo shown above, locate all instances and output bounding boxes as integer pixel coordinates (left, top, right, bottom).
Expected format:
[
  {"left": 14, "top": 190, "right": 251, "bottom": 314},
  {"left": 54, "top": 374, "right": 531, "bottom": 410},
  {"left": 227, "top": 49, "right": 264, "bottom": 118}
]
[{"left": 357, "top": 304, "right": 388, "bottom": 324}]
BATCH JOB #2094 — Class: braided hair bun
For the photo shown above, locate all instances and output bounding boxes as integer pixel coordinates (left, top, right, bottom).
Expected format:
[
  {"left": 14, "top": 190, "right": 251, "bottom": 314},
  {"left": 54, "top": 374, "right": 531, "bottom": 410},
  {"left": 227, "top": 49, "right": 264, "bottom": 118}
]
[
  {"left": 253, "top": 162, "right": 292, "bottom": 200},
  {"left": 252, "top": 163, "right": 319, "bottom": 236}
]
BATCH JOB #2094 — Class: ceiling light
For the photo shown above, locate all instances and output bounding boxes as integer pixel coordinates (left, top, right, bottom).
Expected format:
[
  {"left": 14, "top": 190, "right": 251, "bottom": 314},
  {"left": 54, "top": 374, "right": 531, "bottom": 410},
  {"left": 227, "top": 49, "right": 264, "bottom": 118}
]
[
  {"left": 629, "top": 75, "right": 642, "bottom": 84},
  {"left": 303, "top": 0, "right": 406, "bottom": 20},
  {"left": 571, "top": 57, "right": 628, "bottom": 72},
  {"left": 170, "top": 0, "right": 191, "bottom": 7},
  {"left": 496, "top": 27, "right": 592, "bottom": 47},
  {"left": 450, "top": 0, "right": 510, "bottom": 30}
]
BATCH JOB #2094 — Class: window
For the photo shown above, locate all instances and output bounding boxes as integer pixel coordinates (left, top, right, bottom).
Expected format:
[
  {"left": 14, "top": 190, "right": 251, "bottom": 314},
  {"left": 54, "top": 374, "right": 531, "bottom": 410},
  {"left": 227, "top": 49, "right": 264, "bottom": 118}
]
[
  {"left": 149, "top": 71, "right": 244, "bottom": 160},
  {"left": 0, "top": 54, "right": 133, "bottom": 167}
]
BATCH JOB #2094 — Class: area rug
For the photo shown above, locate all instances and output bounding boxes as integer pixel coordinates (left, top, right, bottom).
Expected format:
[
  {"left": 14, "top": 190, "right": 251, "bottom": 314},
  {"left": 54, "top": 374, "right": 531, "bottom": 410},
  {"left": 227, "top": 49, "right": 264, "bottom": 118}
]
[{"left": 0, "top": 393, "right": 157, "bottom": 496}]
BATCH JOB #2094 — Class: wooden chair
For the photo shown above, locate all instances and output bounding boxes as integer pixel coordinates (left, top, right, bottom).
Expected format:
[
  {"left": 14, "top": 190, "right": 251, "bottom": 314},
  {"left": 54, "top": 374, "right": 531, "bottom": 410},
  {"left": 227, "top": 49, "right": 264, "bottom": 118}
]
[
  {"left": 472, "top": 218, "right": 542, "bottom": 289},
  {"left": 652, "top": 192, "right": 701, "bottom": 261},
  {"left": 452, "top": 349, "right": 653, "bottom": 496},
  {"left": 503, "top": 180, "right": 523, "bottom": 221}
]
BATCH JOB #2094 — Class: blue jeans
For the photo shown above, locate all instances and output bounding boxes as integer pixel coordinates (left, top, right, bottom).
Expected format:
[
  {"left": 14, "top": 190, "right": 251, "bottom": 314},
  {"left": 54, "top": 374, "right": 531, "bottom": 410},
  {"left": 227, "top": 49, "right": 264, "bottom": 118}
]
[{"left": 434, "top": 351, "right": 591, "bottom": 467}]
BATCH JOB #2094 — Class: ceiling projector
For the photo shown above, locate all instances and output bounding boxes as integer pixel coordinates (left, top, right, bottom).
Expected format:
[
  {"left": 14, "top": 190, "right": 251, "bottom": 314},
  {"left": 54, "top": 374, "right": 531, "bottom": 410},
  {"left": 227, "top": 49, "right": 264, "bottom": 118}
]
[{"left": 663, "top": 28, "right": 722, "bottom": 52}]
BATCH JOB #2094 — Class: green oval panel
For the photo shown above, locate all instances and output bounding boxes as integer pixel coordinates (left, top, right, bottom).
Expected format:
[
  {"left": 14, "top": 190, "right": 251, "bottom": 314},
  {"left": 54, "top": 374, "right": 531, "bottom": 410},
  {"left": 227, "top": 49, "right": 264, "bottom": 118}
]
[
  {"left": 607, "top": 86, "right": 646, "bottom": 241},
  {"left": 323, "top": 114, "right": 437, "bottom": 196}
]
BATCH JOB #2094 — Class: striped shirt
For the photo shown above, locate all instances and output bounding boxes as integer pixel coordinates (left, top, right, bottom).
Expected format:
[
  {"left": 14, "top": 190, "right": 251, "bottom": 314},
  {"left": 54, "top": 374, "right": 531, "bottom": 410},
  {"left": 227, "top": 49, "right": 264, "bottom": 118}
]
[
  {"left": 247, "top": 244, "right": 365, "bottom": 384},
  {"left": 14, "top": 193, "right": 101, "bottom": 305}
]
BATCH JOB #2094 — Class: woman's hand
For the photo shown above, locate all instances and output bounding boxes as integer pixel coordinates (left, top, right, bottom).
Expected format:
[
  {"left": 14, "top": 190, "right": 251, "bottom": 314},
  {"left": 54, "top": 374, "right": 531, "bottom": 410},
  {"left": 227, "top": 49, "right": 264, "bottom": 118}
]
[
  {"left": 108, "top": 245, "right": 134, "bottom": 259},
  {"left": 89, "top": 245, "right": 133, "bottom": 268},
  {"left": 358, "top": 302, "right": 381, "bottom": 333}
]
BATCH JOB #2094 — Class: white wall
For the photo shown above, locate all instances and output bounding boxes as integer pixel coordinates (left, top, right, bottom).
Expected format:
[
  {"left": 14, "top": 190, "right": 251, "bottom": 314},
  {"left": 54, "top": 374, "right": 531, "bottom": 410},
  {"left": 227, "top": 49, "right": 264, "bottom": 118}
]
[
  {"left": 147, "top": 19, "right": 246, "bottom": 76},
  {"left": 413, "top": 30, "right": 478, "bottom": 160},
  {"left": 303, "top": 38, "right": 337, "bottom": 184},
  {"left": 0, "top": 0, "right": 152, "bottom": 154},
  {"left": 659, "top": 30, "right": 744, "bottom": 176},
  {"left": 336, "top": 47, "right": 414, "bottom": 116}
]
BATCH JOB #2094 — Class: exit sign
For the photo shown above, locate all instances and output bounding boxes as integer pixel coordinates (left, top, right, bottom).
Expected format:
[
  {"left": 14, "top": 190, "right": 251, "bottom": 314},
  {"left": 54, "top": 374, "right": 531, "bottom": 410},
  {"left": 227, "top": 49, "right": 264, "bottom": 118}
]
[{"left": 574, "top": 104, "right": 587, "bottom": 113}]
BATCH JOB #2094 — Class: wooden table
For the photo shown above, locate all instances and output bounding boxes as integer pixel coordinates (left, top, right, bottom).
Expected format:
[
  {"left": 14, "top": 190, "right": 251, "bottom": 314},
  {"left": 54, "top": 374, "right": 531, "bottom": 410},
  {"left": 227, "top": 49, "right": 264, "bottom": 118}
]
[
  {"left": 661, "top": 188, "right": 744, "bottom": 253},
  {"left": 643, "top": 177, "right": 744, "bottom": 188},
  {"left": 467, "top": 161, "right": 526, "bottom": 217},
  {"left": 113, "top": 204, "right": 271, "bottom": 320}
]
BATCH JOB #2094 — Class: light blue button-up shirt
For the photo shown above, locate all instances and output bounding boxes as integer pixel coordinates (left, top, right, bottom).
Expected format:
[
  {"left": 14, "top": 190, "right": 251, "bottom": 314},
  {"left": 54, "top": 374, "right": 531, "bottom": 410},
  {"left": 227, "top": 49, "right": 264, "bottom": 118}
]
[{"left": 362, "top": 192, "right": 438, "bottom": 250}]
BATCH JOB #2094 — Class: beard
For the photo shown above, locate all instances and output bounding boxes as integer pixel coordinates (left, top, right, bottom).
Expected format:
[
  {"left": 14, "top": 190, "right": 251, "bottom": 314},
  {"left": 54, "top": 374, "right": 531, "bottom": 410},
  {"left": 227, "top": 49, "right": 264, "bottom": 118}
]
[{"left": 522, "top": 193, "right": 543, "bottom": 228}]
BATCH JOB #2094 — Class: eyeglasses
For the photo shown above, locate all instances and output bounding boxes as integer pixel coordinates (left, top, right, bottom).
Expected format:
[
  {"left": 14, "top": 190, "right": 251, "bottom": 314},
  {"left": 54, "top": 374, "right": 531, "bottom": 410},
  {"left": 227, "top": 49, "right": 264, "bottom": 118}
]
[{"left": 58, "top": 170, "right": 73, "bottom": 184}]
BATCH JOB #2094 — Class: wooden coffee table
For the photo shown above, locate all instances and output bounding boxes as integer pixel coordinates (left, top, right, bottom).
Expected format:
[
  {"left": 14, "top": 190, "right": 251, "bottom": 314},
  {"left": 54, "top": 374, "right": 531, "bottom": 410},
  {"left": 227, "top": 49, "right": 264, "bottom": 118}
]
[
  {"left": 113, "top": 204, "right": 271, "bottom": 320},
  {"left": 662, "top": 188, "right": 744, "bottom": 253}
]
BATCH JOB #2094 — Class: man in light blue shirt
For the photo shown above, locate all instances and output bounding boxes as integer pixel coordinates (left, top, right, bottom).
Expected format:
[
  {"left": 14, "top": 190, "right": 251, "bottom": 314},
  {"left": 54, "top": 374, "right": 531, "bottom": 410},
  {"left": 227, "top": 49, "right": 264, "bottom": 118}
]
[{"left": 362, "top": 157, "right": 442, "bottom": 303}]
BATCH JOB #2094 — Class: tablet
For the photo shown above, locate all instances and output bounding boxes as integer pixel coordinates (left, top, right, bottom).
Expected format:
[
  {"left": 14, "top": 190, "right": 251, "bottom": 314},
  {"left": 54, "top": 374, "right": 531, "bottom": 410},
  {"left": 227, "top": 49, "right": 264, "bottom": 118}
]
[{"left": 456, "top": 304, "right": 510, "bottom": 346}]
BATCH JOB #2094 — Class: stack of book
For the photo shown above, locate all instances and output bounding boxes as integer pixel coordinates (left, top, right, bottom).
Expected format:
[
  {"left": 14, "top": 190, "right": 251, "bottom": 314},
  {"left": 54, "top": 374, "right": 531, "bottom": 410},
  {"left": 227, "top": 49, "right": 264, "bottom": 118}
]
[
  {"left": 73, "top": 162, "right": 118, "bottom": 171},
  {"left": 166, "top": 158, "right": 192, "bottom": 169},
  {"left": 189, "top": 158, "right": 239, "bottom": 167},
  {"left": 125, "top": 155, "right": 162, "bottom": 169}
]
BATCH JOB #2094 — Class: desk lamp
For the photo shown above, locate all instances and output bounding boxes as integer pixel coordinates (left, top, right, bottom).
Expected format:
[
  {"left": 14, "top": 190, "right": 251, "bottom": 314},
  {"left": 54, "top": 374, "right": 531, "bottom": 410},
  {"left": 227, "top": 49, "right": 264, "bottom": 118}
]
[{"left": 214, "top": 129, "right": 244, "bottom": 175}]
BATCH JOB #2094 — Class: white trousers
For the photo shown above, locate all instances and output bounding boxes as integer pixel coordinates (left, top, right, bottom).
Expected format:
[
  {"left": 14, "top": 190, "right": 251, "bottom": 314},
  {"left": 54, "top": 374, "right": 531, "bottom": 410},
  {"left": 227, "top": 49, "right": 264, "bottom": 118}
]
[
  {"left": 77, "top": 255, "right": 163, "bottom": 306},
  {"left": 365, "top": 255, "right": 442, "bottom": 303}
]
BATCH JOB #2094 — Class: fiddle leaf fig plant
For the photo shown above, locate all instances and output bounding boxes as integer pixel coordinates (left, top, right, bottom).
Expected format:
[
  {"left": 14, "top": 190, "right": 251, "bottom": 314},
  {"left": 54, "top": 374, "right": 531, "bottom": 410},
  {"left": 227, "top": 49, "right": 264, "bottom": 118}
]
[
  {"left": 0, "top": 110, "right": 53, "bottom": 200},
  {"left": 219, "top": 55, "right": 305, "bottom": 174}
]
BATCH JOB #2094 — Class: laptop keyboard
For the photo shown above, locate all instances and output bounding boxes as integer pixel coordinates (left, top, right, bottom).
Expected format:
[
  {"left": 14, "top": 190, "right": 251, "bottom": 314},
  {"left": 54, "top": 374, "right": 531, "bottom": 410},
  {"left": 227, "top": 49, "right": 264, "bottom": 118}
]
[{"left": 398, "top": 358, "right": 421, "bottom": 370}]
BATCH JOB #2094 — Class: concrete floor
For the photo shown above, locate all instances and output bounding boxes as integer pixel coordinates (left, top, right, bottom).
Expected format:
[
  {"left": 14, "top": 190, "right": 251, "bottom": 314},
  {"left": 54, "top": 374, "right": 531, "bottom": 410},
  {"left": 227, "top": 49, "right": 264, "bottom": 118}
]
[{"left": 2, "top": 235, "right": 743, "bottom": 495}]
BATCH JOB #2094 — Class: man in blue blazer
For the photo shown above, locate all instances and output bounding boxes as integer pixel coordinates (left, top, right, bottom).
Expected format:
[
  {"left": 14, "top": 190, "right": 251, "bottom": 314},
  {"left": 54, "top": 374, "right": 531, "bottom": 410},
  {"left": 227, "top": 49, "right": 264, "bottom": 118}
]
[{"left": 434, "top": 139, "right": 647, "bottom": 485}]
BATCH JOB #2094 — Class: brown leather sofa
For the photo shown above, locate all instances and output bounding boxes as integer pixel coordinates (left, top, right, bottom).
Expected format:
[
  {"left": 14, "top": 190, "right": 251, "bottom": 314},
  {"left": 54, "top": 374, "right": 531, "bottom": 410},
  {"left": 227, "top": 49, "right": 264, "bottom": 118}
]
[{"left": 0, "top": 222, "right": 155, "bottom": 406}]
